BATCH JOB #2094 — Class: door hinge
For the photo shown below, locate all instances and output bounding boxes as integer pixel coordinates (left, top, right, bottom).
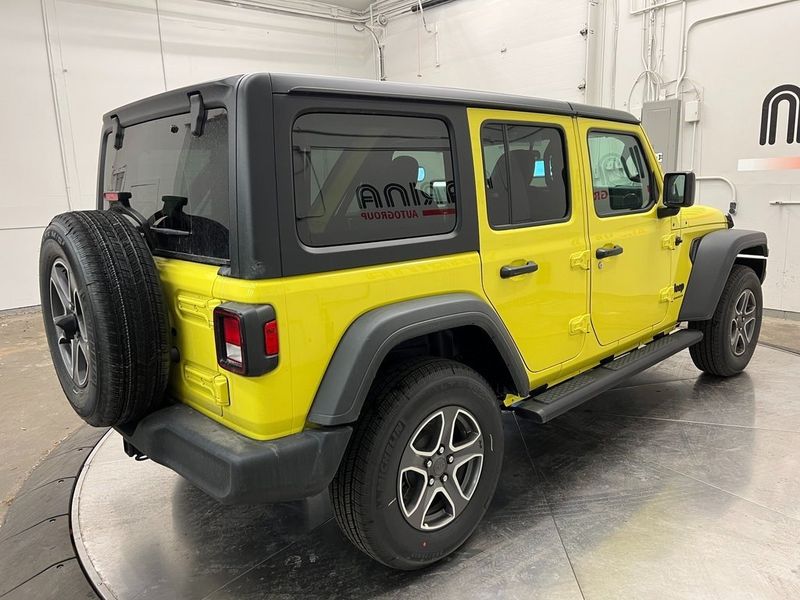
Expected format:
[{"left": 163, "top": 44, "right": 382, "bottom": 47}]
[
  {"left": 570, "top": 250, "right": 591, "bottom": 270},
  {"left": 661, "top": 233, "right": 683, "bottom": 250},
  {"left": 176, "top": 294, "right": 221, "bottom": 327},
  {"left": 569, "top": 314, "right": 591, "bottom": 335},
  {"left": 212, "top": 374, "right": 231, "bottom": 407}
]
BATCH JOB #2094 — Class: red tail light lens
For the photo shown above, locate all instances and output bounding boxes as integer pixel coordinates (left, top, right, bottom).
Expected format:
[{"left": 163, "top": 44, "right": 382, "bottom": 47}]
[
  {"left": 214, "top": 303, "right": 278, "bottom": 376},
  {"left": 221, "top": 314, "right": 243, "bottom": 365},
  {"left": 264, "top": 320, "right": 279, "bottom": 356}
]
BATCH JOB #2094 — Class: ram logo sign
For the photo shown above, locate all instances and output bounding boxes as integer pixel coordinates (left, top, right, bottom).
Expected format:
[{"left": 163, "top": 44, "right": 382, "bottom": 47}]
[{"left": 760, "top": 84, "right": 800, "bottom": 146}]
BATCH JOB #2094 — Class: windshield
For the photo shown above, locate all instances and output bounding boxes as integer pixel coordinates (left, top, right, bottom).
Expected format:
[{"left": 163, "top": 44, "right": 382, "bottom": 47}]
[{"left": 102, "top": 108, "right": 230, "bottom": 263}]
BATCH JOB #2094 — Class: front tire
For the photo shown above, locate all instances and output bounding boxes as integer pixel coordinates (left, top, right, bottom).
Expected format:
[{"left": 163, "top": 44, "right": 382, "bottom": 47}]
[
  {"left": 689, "top": 265, "right": 763, "bottom": 377},
  {"left": 330, "top": 358, "right": 503, "bottom": 570}
]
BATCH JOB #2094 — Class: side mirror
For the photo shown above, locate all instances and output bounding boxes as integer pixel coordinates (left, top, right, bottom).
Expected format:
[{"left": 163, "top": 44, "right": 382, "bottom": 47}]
[{"left": 663, "top": 171, "right": 696, "bottom": 208}]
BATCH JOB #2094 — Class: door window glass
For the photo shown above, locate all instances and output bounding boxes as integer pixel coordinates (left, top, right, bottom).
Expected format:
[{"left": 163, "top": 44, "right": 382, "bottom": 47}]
[
  {"left": 481, "top": 123, "right": 569, "bottom": 228},
  {"left": 587, "top": 131, "right": 654, "bottom": 217}
]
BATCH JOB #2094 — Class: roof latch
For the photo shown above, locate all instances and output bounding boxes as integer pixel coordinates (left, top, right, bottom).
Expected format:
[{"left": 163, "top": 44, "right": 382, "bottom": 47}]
[{"left": 189, "top": 93, "right": 206, "bottom": 137}]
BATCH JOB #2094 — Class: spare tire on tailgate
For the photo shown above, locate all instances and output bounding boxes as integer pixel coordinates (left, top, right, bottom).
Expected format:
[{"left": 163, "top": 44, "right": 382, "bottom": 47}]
[{"left": 39, "top": 210, "right": 171, "bottom": 426}]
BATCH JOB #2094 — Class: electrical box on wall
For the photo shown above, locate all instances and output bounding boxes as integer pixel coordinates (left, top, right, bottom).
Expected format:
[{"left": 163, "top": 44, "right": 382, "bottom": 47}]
[
  {"left": 641, "top": 99, "right": 682, "bottom": 172},
  {"left": 684, "top": 100, "right": 701, "bottom": 123}
]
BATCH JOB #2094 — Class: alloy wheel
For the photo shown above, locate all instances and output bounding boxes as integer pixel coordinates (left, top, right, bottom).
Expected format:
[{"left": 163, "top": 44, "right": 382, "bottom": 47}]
[
  {"left": 50, "top": 258, "right": 90, "bottom": 387},
  {"left": 397, "top": 406, "right": 484, "bottom": 531},
  {"left": 730, "top": 288, "right": 757, "bottom": 357}
]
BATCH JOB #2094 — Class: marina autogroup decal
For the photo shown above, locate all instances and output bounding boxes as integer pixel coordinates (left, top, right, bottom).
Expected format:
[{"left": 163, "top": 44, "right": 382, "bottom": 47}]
[
  {"left": 356, "top": 180, "right": 457, "bottom": 219},
  {"left": 738, "top": 84, "right": 800, "bottom": 171}
]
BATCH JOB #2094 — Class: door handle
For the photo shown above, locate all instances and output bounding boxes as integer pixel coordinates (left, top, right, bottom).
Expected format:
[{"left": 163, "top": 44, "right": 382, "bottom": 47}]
[
  {"left": 500, "top": 261, "right": 539, "bottom": 279},
  {"left": 595, "top": 245, "right": 624, "bottom": 259}
]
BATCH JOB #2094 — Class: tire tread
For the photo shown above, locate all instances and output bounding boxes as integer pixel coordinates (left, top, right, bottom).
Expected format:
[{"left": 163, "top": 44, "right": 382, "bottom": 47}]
[
  {"left": 330, "top": 357, "right": 491, "bottom": 567},
  {"left": 689, "top": 264, "right": 761, "bottom": 377}
]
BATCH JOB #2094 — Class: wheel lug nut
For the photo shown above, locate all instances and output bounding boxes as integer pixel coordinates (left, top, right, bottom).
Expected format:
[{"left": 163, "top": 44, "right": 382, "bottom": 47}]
[
  {"left": 442, "top": 474, "right": 448, "bottom": 482},
  {"left": 438, "top": 446, "right": 445, "bottom": 455},
  {"left": 425, "top": 460, "right": 432, "bottom": 468},
  {"left": 447, "top": 455, "right": 454, "bottom": 464},
  {"left": 428, "top": 477, "right": 435, "bottom": 486}
]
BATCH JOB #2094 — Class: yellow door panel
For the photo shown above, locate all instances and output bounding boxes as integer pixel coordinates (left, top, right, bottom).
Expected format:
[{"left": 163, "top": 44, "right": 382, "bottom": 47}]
[
  {"left": 577, "top": 119, "right": 673, "bottom": 346},
  {"left": 468, "top": 108, "right": 589, "bottom": 372}
]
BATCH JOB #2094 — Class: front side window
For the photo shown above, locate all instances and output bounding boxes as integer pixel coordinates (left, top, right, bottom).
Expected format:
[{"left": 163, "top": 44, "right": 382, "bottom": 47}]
[
  {"left": 481, "top": 123, "right": 569, "bottom": 228},
  {"left": 103, "top": 108, "right": 230, "bottom": 262},
  {"left": 292, "top": 113, "right": 457, "bottom": 247},
  {"left": 587, "top": 131, "right": 654, "bottom": 217}
]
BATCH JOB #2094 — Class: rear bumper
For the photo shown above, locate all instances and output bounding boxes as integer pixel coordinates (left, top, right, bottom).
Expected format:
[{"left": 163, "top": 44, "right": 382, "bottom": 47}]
[{"left": 116, "top": 404, "right": 352, "bottom": 504}]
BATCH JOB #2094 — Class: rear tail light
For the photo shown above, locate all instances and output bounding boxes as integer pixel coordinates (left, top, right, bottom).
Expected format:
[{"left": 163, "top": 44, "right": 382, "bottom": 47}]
[
  {"left": 221, "top": 313, "right": 244, "bottom": 366},
  {"left": 264, "top": 320, "right": 279, "bottom": 356},
  {"left": 213, "top": 303, "right": 278, "bottom": 376}
]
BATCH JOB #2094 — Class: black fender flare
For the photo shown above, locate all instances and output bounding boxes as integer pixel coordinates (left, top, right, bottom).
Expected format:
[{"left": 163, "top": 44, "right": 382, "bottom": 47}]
[
  {"left": 679, "top": 229, "right": 768, "bottom": 322},
  {"left": 306, "top": 293, "right": 529, "bottom": 426}
]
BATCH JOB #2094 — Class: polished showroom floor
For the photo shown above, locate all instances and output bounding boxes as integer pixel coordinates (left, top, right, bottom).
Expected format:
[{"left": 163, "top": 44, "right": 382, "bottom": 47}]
[{"left": 73, "top": 346, "right": 800, "bottom": 600}]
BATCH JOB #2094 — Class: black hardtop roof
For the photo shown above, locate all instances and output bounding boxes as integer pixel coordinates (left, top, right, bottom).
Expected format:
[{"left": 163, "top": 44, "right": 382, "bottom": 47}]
[
  {"left": 267, "top": 72, "right": 639, "bottom": 124},
  {"left": 103, "top": 72, "right": 638, "bottom": 126}
]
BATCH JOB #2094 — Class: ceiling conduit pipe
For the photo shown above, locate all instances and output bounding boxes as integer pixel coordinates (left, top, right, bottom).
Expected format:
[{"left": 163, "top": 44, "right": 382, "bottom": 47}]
[
  {"left": 629, "top": 0, "right": 684, "bottom": 15},
  {"left": 196, "top": 0, "right": 363, "bottom": 23},
  {"left": 416, "top": 0, "right": 440, "bottom": 70},
  {"left": 354, "top": 22, "right": 386, "bottom": 80}
]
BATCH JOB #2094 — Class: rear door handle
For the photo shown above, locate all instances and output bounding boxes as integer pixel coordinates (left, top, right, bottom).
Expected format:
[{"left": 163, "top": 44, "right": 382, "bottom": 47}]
[
  {"left": 595, "top": 245, "right": 624, "bottom": 259},
  {"left": 500, "top": 261, "right": 539, "bottom": 279}
]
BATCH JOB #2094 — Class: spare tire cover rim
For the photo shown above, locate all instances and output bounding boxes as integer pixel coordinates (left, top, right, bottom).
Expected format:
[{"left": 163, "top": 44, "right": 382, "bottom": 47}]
[{"left": 50, "top": 258, "right": 90, "bottom": 388}]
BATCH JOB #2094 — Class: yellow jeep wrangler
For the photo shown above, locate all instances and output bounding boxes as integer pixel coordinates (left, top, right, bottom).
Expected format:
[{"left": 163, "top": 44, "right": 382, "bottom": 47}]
[{"left": 40, "top": 73, "right": 768, "bottom": 570}]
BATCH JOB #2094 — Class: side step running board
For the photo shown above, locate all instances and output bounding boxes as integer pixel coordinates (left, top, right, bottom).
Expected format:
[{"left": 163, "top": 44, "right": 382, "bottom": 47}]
[{"left": 512, "top": 329, "right": 703, "bottom": 423}]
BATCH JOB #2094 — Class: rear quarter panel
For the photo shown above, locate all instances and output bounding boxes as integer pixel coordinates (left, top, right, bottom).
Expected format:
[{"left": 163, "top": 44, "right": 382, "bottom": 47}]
[{"left": 213, "top": 252, "right": 485, "bottom": 439}]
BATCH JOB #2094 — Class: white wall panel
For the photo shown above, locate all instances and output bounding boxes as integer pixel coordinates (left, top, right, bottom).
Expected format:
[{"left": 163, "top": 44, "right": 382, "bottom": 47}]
[
  {"left": 609, "top": 0, "right": 800, "bottom": 312},
  {"left": 53, "top": 0, "right": 167, "bottom": 211},
  {"left": 158, "top": 1, "right": 372, "bottom": 89},
  {"left": 0, "top": 229, "right": 46, "bottom": 310},
  {"left": 382, "top": 0, "right": 588, "bottom": 101},
  {"left": 0, "top": 0, "right": 373, "bottom": 310},
  {"left": 0, "top": 1, "right": 69, "bottom": 230},
  {"left": 53, "top": 0, "right": 374, "bottom": 211}
]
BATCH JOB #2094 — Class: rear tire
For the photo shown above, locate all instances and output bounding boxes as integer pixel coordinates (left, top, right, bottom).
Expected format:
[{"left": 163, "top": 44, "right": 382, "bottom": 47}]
[
  {"left": 689, "top": 265, "right": 762, "bottom": 377},
  {"left": 330, "top": 358, "right": 503, "bottom": 570},
  {"left": 39, "top": 210, "right": 170, "bottom": 426}
]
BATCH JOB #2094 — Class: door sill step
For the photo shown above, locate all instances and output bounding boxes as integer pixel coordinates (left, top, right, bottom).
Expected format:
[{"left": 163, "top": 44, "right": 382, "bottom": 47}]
[{"left": 511, "top": 329, "right": 703, "bottom": 423}]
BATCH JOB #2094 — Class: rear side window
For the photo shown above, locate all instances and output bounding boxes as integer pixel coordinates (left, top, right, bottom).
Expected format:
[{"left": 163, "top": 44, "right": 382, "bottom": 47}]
[
  {"left": 102, "top": 108, "right": 230, "bottom": 262},
  {"left": 292, "top": 113, "right": 457, "bottom": 247},
  {"left": 481, "top": 122, "right": 569, "bottom": 228},
  {"left": 587, "top": 131, "right": 654, "bottom": 217}
]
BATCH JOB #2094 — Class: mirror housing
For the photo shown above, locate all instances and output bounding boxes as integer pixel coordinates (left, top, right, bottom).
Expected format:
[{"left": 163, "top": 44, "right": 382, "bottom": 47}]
[
  {"left": 664, "top": 171, "right": 696, "bottom": 208},
  {"left": 658, "top": 172, "right": 695, "bottom": 218}
]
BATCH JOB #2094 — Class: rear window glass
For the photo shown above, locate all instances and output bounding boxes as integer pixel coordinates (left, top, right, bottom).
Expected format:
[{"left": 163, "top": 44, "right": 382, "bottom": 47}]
[
  {"left": 102, "top": 108, "right": 230, "bottom": 262},
  {"left": 292, "top": 113, "right": 457, "bottom": 247}
]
